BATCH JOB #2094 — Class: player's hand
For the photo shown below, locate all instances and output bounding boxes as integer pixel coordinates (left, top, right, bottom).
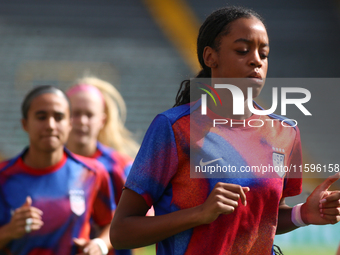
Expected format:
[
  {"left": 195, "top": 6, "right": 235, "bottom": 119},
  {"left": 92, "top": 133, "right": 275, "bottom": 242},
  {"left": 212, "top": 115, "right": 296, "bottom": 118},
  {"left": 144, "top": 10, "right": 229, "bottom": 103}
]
[
  {"left": 301, "top": 172, "right": 340, "bottom": 225},
  {"left": 6, "top": 196, "right": 44, "bottom": 239},
  {"left": 74, "top": 238, "right": 105, "bottom": 255},
  {"left": 198, "top": 182, "right": 250, "bottom": 224}
]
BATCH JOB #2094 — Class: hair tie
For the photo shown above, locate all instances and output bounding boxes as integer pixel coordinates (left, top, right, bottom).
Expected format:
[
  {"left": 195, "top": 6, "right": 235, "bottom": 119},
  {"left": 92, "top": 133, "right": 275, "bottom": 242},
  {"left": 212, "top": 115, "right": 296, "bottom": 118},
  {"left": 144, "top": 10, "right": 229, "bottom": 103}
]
[{"left": 66, "top": 84, "right": 105, "bottom": 105}]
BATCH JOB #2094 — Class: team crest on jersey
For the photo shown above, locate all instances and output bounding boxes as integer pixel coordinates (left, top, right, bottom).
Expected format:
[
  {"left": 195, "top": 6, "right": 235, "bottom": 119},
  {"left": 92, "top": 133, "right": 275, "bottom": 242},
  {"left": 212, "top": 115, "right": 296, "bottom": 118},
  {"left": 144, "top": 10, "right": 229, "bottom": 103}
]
[
  {"left": 273, "top": 152, "right": 285, "bottom": 178},
  {"left": 69, "top": 189, "right": 85, "bottom": 216}
]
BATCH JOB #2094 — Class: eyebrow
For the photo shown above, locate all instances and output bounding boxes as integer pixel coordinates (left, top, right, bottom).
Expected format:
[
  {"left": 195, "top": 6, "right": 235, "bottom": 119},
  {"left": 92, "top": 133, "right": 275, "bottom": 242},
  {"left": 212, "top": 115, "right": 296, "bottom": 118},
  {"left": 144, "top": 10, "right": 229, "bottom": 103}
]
[
  {"left": 35, "top": 111, "right": 47, "bottom": 115},
  {"left": 234, "top": 38, "right": 269, "bottom": 47},
  {"left": 35, "top": 110, "right": 65, "bottom": 116}
]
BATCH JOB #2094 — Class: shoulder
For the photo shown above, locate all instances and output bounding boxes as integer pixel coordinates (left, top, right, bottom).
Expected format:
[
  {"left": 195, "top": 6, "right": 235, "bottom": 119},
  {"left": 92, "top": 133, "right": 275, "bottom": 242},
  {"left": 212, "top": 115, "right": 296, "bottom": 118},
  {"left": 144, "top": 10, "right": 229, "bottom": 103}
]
[
  {"left": 111, "top": 151, "right": 132, "bottom": 165},
  {"left": 97, "top": 142, "right": 130, "bottom": 161},
  {"left": 0, "top": 158, "right": 15, "bottom": 172},
  {"left": 0, "top": 150, "right": 26, "bottom": 174},
  {"left": 65, "top": 149, "right": 107, "bottom": 175},
  {"left": 141, "top": 105, "right": 191, "bottom": 145},
  {"left": 96, "top": 142, "right": 114, "bottom": 156},
  {"left": 146, "top": 104, "right": 191, "bottom": 136},
  {"left": 267, "top": 113, "right": 299, "bottom": 130},
  {"left": 254, "top": 101, "right": 299, "bottom": 131},
  {"left": 97, "top": 142, "right": 132, "bottom": 167},
  {"left": 157, "top": 103, "right": 191, "bottom": 125}
]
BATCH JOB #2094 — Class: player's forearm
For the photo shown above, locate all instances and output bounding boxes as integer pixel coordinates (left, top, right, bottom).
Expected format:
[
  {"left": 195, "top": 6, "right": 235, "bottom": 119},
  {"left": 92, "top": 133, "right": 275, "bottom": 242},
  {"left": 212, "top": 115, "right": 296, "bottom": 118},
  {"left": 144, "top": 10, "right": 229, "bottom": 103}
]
[
  {"left": 97, "top": 224, "right": 112, "bottom": 250},
  {"left": 110, "top": 205, "right": 204, "bottom": 249},
  {"left": 276, "top": 205, "right": 299, "bottom": 234},
  {"left": 0, "top": 224, "right": 14, "bottom": 249}
]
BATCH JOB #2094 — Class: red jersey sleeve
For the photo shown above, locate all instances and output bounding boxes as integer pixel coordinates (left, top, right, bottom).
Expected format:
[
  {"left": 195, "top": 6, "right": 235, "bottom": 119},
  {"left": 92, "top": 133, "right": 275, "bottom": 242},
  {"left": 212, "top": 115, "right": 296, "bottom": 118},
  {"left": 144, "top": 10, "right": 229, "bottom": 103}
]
[{"left": 92, "top": 161, "right": 115, "bottom": 226}]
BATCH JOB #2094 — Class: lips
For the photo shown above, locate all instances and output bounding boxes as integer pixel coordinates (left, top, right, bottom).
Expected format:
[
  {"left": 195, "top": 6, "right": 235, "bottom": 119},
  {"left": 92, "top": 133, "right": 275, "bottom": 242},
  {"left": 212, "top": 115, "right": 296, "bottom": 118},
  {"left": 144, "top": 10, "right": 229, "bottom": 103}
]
[
  {"left": 40, "top": 135, "right": 59, "bottom": 142},
  {"left": 246, "top": 71, "right": 264, "bottom": 86},
  {"left": 73, "top": 129, "right": 88, "bottom": 136},
  {"left": 42, "top": 135, "right": 58, "bottom": 138},
  {"left": 247, "top": 72, "right": 262, "bottom": 80}
]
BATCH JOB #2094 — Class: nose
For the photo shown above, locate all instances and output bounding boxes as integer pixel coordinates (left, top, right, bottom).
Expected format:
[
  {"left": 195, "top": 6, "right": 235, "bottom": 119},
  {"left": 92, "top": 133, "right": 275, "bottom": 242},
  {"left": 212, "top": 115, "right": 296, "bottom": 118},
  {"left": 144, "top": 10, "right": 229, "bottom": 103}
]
[
  {"left": 249, "top": 50, "right": 262, "bottom": 68},
  {"left": 47, "top": 117, "right": 56, "bottom": 129},
  {"left": 79, "top": 115, "right": 88, "bottom": 125}
]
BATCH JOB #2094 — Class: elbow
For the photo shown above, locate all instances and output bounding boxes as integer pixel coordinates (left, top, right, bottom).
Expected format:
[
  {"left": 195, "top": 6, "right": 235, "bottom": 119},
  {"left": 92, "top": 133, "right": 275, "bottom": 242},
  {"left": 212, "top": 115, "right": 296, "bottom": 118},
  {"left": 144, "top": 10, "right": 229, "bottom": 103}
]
[{"left": 109, "top": 219, "right": 126, "bottom": 250}]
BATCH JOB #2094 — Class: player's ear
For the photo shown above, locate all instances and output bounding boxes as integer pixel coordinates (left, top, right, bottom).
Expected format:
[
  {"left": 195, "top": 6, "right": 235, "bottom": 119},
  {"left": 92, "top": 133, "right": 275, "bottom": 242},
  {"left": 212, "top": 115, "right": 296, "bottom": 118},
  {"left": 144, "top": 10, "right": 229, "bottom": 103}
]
[
  {"left": 67, "top": 110, "right": 73, "bottom": 132},
  {"left": 100, "top": 113, "right": 107, "bottom": 129},
  {"left": 21, "top": 118, "right": 28, "bottom": 132},
  {"left": 203, "top": 46, "right": 218, "bottom": 69},
  {"left": 68, "top": 118, "right": 72, "bottom": 133}
]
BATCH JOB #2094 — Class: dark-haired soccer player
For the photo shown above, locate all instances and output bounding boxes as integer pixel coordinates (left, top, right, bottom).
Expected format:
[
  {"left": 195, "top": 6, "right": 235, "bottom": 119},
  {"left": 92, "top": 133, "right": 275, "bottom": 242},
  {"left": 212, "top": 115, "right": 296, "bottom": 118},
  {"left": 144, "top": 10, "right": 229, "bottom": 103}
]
[{"left": 0, "top": 85, "right": 114, "bottom": 255}]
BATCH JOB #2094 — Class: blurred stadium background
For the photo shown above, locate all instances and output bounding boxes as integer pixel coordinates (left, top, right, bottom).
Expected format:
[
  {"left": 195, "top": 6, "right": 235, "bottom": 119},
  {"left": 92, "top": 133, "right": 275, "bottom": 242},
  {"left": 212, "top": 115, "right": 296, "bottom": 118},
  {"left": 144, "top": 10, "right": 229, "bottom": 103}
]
[{"left": 0, "top": 0, "right": 340, "bottom": 254}]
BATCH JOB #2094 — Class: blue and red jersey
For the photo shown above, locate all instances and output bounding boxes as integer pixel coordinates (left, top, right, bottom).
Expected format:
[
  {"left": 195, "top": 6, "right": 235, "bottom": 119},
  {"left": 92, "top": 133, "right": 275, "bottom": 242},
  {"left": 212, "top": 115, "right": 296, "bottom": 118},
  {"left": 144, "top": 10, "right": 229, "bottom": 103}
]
[
  {"left": 92, "top": 142, "right": 132, "bottom": 204},
  {"left": 125, "top": 101, "right": 302, "bottom": 255},
  {"left": 0, "top": 148, "right": 115, "bottom": 255}
]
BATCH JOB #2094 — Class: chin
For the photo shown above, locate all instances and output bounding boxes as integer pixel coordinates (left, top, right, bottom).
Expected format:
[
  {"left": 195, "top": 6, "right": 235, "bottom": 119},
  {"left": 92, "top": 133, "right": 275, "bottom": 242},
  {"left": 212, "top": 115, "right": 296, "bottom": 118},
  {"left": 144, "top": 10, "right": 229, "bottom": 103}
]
[
  {"left": 40, "top": 140, "right": 64, "bottom": 152},
  {"left": 252, "top": 87, "right": 264, "bottom": 98},
  {"left": 40, "top": 146, "right": 62, "bottom": 153},
  {"left": 77, "top": 139, "right": 90, "bottom": 147},
  {"left": 73, "top": 135, "right": 89, "bottom": 145}
]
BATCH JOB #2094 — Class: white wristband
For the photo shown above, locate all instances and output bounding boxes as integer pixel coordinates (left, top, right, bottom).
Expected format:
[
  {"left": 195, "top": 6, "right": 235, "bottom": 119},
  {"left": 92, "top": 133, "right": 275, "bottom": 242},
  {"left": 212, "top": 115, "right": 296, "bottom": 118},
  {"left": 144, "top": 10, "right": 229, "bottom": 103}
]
[
  {"left": 92, "top": 238, "right": 109, "bottom": 255},
  {"left": 291, "top": 203, "right": 307, "bottom": 227}
]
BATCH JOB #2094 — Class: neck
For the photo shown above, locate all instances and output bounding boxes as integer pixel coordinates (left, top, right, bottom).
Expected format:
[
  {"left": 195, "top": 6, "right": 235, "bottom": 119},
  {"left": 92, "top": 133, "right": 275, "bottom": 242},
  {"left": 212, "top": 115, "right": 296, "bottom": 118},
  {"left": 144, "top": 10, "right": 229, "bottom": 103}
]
[
  {"left": 24, "top": 147, "right": 64, "bottom": 169},
  {"left": 207, "top": 93, "right": 252, "bottom": 120},
  {"left": 66, "top": 140, "right": 97, "bottom": 157}
]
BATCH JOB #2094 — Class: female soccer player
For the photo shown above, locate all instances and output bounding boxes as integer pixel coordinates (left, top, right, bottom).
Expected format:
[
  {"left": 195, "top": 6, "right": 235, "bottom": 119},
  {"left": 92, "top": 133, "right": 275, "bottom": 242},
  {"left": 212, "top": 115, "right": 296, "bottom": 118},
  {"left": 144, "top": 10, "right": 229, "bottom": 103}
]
[
  {"left": 66, "top": 76, "right": 139, "bottom": 204},
  {"left": 0, "top": 85, "right": 115, "bottom": 255},
  {"left": 110, "top": 6, "right": 340, "bottom": 255}
]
